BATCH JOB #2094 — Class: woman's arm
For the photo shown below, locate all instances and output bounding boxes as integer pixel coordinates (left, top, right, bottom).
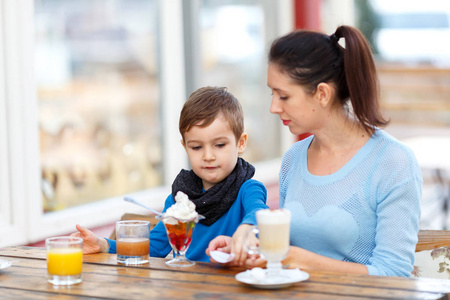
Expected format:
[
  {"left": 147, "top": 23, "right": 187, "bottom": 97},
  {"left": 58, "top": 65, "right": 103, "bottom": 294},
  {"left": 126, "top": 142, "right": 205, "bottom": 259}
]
[
  {"left": 239, "top": 246, "right": 368, "bottom": 274},
  {"left": 282, "top": 246, "right": 368, "bottom": 274}
]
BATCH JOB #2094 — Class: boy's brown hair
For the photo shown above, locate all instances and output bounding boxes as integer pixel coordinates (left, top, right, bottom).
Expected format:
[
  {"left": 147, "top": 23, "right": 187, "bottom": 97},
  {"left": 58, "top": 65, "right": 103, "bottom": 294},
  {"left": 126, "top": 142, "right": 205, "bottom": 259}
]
[{"left": 179, "top": 87, "right": 244, "bottom": 142}]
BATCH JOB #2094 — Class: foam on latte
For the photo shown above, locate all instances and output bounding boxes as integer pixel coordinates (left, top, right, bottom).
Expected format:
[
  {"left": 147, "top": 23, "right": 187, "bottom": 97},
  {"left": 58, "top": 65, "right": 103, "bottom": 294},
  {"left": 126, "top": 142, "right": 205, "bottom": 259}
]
[{"left": 256, "top": 209, "right": 291, "bottom": 224}]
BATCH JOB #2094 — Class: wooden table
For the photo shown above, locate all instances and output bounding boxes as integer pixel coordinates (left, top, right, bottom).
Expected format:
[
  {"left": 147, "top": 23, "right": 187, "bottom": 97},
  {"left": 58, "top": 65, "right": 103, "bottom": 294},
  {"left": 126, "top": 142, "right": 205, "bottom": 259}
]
[{"left": 2, "top": 246, "right": 450, "bottom": 299}]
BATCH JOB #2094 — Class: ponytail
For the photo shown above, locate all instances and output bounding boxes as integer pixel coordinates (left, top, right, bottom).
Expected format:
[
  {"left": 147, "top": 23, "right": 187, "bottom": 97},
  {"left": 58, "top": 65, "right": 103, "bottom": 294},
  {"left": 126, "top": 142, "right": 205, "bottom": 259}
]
[{"left": 333, "top": 26, "right": 389, "bottom": 133}]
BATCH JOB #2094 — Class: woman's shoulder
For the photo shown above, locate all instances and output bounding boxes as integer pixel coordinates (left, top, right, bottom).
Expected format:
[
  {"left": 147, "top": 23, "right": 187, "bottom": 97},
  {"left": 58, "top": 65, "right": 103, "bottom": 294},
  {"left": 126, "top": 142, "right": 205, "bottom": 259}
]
[
  {"left": 372, "top": 129, "right": 418, "bottom": 162},
  {"left": 370, "top": 129, "right": 422, "bottom": 179}
]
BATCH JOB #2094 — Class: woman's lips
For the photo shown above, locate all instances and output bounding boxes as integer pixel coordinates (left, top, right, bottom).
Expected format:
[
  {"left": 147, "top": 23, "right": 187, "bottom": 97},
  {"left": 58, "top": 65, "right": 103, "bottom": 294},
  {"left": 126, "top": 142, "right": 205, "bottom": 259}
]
[{"left": 282, "top": 120, "right": 291, "bottom": 126}]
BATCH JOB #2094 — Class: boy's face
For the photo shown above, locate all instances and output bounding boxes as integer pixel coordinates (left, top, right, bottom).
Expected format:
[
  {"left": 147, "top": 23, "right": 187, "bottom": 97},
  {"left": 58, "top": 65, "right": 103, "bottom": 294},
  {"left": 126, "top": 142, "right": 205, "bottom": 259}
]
[{"left": 181, "top": 114, "right": 247, "bottom": 191}]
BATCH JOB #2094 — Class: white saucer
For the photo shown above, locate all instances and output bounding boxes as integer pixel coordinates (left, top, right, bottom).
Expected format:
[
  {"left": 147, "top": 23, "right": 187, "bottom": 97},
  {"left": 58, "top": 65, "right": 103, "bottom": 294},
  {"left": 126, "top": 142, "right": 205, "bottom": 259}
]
[
  {"left": 235, "top": 268, "right": 309, "bottom": 289},
  {"left": 0, "top": 259, "right": 12, "bottom": 270}
]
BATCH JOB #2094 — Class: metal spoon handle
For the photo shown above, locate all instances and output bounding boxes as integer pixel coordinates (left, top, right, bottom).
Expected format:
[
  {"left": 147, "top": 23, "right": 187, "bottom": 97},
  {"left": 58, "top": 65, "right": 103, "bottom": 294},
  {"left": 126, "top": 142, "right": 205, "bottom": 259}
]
[{"left": 123, "top": 196, "right": 162, "bottom": 216}]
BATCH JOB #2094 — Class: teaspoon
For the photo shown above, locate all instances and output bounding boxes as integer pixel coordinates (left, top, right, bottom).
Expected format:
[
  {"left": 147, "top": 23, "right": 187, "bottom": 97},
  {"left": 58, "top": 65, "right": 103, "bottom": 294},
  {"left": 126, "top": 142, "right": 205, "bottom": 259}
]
[{"left": 123, "top": 196, "right": 162, "bottom": 216}]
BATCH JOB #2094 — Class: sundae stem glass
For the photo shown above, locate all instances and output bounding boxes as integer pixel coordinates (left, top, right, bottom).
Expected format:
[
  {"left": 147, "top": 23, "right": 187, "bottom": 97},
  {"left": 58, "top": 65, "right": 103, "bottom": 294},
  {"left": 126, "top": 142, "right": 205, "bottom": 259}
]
[{"left": 157, "top": 214, "right": 204, "bottom": 267}]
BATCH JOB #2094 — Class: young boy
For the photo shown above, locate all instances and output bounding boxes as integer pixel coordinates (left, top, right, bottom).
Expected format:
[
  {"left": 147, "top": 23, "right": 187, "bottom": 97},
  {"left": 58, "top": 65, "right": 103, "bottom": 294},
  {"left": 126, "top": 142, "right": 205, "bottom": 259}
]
[{"left": 72, "top": 86, "right": 268, "bottom": 262}]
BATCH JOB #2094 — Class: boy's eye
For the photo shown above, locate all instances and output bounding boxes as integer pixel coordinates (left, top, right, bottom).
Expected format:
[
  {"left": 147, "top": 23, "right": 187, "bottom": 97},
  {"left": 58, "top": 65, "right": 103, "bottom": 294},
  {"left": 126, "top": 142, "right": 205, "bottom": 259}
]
[
  {"left": 216, "top": 143, "right": 226, "bottom": 148},
  {"left": 191, "top": 146, "right": 201, "bottom": 150}
]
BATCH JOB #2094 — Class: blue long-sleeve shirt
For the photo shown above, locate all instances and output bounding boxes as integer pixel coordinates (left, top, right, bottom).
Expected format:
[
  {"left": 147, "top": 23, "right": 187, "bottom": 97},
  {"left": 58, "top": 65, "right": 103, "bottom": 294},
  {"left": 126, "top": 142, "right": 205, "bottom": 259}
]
[
  {"left": 279, "top": 129, "right": 422, "bottom": 277},
  {"left": 107, "top": 179, "right": 268, "bottom": 262}
]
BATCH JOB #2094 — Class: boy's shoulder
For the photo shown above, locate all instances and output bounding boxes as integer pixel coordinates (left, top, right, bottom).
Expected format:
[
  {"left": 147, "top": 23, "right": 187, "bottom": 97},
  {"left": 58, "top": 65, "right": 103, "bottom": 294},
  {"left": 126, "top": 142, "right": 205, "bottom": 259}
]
[
  {"left": 238, "top": 178, "right": 267, "bottom": 199},
  {"left": 240, "top": 178, "right": 265, "bottom": 189}
]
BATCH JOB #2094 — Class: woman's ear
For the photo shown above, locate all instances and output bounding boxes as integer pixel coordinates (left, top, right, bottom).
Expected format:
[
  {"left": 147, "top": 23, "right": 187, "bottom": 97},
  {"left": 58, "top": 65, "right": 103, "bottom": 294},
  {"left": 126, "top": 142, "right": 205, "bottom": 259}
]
[
  {"left": 237, "top": 132, "right": 248, "bottom": 154},
  {"left": 315, "top": 82, "right": 333, "bottom": 108}
]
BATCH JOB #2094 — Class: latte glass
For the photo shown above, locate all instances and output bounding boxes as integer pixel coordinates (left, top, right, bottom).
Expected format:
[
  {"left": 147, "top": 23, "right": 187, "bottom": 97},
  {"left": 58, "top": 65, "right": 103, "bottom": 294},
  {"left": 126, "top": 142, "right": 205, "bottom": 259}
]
[{"left": 245, "top": 209, "right": 291, "bottom": 277}]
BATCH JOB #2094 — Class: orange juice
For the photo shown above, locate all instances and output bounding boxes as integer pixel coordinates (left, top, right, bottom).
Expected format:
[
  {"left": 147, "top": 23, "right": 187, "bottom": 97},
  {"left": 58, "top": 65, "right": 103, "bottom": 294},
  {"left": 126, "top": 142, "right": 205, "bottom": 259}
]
[{"left": 47, "top": 248, "right": 83, "bottom": 276}]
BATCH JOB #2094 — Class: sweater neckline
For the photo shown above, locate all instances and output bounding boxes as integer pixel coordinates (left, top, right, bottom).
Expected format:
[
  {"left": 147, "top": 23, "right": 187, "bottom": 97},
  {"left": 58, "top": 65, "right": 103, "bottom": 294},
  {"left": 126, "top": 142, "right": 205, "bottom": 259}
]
[{"left": 302, "top": 130, "right": 379, "bottom": 184}]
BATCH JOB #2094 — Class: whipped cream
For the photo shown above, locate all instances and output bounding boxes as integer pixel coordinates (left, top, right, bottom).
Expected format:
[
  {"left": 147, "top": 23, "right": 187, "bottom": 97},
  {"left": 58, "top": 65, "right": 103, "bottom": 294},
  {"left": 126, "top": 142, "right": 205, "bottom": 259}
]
[{"left": 165, "top": 191, "right": 198, "bottom": 221}]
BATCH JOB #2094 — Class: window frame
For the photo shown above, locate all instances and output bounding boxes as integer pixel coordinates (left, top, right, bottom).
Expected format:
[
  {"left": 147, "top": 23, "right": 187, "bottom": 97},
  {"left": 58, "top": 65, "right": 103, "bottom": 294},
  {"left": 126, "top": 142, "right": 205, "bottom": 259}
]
[{"left": 0, "top": 0, "right": 292, "bottom": 247}]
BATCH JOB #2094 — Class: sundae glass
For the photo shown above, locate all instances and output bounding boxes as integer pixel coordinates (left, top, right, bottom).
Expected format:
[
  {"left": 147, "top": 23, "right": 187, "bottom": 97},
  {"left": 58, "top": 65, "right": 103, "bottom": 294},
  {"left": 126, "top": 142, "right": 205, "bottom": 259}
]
[{"left": 158, "top": 191, "right": 204, "bottom": 267}]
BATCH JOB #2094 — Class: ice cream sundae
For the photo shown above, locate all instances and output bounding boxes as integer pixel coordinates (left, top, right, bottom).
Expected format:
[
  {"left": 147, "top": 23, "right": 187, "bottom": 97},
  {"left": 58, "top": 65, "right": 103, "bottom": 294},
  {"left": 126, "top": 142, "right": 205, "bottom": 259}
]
[{"left": 158, "top": 191, "right": 204, "bottom": 267}]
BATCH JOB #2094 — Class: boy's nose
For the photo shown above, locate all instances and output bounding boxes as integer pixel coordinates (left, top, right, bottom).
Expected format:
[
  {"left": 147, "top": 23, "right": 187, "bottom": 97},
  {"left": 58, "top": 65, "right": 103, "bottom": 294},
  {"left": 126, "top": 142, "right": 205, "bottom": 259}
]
[{"left": 203, "top": 148, "right": 215, "bottom": 161}]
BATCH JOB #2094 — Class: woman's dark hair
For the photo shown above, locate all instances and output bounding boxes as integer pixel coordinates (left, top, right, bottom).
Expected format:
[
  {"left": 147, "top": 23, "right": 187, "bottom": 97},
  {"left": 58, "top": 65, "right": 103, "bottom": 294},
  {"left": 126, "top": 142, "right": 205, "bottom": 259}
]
[{"left": 269, "top": 25, "right": 389, "bottom": 134}]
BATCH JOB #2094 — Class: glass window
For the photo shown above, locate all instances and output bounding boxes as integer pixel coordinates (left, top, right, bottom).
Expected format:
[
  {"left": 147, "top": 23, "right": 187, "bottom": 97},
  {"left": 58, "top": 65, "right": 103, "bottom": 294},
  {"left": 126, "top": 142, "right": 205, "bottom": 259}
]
[
  {"left": 35, "top": 0, "right": 161, "bottom": 212},
  {"left": 379, "top": 13, "right": 449, "bottom": 29},
  {"left": 196, "top": 0, "right": 282, "bottom": 162}
]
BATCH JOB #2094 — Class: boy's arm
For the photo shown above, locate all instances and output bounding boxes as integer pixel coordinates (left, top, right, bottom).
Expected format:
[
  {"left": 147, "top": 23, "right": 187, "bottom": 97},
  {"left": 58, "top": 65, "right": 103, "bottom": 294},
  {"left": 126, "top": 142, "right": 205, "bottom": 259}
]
[
  {"left": 105, "top": 238, "right": 116, "bottom": 253},
  {"left": 150, "top": 221, "right": 173, "bottom": 257},
  {"left": 232, "top": 179, "right": 268, "bottom": 265},
  {"left": 239, "top": 179, "right": 269, "bottom": 225},
  {"left": 149, "top": 194, "right": 176, "bottom": 258}
]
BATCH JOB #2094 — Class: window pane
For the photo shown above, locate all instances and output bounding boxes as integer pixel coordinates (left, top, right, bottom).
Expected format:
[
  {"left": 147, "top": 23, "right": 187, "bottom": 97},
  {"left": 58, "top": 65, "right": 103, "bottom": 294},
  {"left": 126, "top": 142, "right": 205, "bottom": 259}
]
[
  {"left": 198, "top": 0, "right": 281, "bottom": 162},
  {"left": 35, "top": 0, "right": 161, "bottom": 212}
]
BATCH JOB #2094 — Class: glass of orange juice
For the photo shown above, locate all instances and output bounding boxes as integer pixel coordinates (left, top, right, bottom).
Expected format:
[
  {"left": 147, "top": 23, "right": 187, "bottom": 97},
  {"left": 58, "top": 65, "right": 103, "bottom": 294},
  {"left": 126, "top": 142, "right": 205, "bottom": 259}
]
[
  {"left": 46, "top": 236, "right": 83, "bottom": 285},
  {"left": 116, "top": 220, "right": 150, "bottom": 265}
]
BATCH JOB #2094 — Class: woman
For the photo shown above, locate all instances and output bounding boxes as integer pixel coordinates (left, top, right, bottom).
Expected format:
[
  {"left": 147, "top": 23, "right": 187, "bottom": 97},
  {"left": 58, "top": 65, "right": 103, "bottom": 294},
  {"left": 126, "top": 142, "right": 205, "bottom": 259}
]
[{"left": 207, "top": 25, "right": 422, "bottom": 277}]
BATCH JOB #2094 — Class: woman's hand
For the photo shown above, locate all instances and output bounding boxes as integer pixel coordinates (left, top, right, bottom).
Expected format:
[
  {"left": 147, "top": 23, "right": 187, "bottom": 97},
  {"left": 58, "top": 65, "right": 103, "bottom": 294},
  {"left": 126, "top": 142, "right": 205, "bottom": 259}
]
[
  {"left": 207, "top": 228, "right": 267, "bottom": 268},
  {"left": 70, "top": 224, "right": 109, "bottom": 254},
  {"left": 230, "top": 224, "right": 253, "bottom": 266}
]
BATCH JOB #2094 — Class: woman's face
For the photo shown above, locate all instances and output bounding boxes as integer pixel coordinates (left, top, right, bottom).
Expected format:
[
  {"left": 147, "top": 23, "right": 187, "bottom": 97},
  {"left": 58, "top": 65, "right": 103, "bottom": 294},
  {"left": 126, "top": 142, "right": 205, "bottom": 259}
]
[{"left": 267, "top": 63, "right": 322, "bottom": 135}]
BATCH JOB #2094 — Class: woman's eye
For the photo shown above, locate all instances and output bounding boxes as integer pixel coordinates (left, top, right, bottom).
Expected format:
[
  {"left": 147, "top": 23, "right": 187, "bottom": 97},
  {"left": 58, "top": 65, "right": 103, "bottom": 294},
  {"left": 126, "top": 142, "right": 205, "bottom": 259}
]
[{"left": 270, "top": 91, "right": 287, "bottom": 100}]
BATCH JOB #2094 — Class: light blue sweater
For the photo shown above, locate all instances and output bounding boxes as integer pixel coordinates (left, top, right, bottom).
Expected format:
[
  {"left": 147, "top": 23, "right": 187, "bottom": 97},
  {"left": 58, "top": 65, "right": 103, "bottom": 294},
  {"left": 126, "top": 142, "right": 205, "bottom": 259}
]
[
  {"left": 279, "top": 129, "right": 422, "bottom": 277},
  {"left": 107, "top": 179, "right": 268, "bottom": 262}
]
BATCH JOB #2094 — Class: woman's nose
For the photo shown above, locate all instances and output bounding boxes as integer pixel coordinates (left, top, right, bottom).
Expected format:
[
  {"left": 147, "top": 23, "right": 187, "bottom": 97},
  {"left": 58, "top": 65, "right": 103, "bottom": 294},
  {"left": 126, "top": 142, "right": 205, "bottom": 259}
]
[{"left": 270, "top": 98, "right": 282, "bottom": 114}]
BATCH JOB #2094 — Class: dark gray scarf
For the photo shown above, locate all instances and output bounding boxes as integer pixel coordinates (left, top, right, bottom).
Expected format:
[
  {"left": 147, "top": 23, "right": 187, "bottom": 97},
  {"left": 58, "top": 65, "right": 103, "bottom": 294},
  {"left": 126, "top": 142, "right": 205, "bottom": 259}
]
[{"left": 171, "top": 157, "right": 255, "bottom": 226}]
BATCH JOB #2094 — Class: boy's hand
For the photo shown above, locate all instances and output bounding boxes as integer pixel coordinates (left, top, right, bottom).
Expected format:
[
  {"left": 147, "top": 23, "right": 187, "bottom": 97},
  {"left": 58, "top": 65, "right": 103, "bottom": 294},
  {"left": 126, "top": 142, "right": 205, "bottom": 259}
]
[{"left": 70, "top": 224, "right": 109, "bottom": 254}]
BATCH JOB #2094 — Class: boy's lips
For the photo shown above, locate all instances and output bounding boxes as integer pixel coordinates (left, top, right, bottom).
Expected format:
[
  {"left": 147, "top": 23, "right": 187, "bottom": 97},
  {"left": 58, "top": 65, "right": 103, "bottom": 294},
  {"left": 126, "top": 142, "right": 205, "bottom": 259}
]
[{"left": 205, "top": 166, "right": 217, "bottom": 170}]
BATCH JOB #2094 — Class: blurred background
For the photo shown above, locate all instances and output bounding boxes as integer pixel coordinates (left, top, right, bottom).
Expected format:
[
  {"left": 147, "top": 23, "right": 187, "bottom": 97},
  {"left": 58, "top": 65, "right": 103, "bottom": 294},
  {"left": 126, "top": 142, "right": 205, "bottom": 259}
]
[{"left": 1, "top": 0, "right": 449, "bottom": 247}]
